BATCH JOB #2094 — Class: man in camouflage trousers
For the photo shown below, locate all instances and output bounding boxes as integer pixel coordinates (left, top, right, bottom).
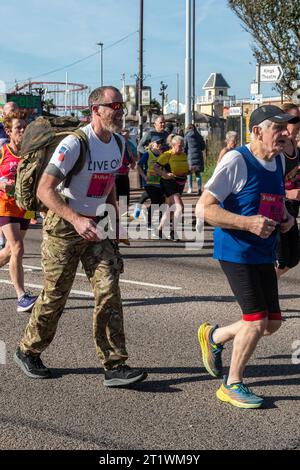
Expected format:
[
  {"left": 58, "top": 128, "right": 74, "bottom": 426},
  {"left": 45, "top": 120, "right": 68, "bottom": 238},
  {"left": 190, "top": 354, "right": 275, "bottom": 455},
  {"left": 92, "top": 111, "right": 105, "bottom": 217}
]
[{"left": 14, "top": 86, "right": 147, "bottom": 387}]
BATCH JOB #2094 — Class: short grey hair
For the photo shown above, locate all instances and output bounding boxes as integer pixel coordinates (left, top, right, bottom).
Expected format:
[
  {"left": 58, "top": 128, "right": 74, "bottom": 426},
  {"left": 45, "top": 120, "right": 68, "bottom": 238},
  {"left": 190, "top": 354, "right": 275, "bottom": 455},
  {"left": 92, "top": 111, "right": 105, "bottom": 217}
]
[
  {"left": 250, "top": 119, "right": 273, "bottom": 140},
  {"left": 88, "top": 86, "right": 121, "bottom": 109},
  {"left": 3, "top": 101, "right": 19, "bottom": 116},
  {"left": 154, "top": 115, "right": 165, "bottom": 123},
  {"left": 225, "top": 131, "right": 238, "bottom": 141},
  {"left": 170, "top": 134, "right": 184, "bottom": 146}
]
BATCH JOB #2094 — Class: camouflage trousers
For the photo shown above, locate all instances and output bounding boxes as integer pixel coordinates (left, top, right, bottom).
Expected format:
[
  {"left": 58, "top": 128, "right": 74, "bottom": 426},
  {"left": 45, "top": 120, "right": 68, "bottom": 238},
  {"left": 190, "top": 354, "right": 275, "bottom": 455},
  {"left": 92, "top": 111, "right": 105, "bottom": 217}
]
[{"left": 20, "top": 211, "right": 128, "bottom": 369}]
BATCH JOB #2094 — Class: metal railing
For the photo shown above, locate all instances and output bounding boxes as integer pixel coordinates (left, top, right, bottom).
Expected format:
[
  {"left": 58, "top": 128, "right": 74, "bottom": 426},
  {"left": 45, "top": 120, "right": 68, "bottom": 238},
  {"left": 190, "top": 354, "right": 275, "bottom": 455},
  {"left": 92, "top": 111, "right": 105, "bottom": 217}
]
[{"left": 196, "top": 95, "right": 236, "bottom": 106}]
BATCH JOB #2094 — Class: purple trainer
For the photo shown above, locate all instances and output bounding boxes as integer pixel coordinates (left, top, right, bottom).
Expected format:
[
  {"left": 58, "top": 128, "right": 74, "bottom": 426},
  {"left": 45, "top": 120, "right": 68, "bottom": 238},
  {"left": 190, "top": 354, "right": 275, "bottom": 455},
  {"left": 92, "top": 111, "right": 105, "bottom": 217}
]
[{"left": 17, "top": 293, "right": 38, "bottom": 312}]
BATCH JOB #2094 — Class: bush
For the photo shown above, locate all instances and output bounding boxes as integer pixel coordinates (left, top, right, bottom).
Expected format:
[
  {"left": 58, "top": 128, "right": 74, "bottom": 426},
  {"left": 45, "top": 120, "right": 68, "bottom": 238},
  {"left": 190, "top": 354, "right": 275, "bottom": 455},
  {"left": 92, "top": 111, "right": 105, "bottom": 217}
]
[{"left": 202, "top": 133, "right": 222, "bottom": 182}]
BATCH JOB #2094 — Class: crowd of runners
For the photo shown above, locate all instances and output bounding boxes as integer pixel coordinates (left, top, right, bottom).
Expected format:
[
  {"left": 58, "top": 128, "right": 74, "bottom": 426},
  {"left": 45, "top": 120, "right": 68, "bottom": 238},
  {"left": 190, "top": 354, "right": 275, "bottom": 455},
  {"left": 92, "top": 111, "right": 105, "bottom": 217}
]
[{"left": 1, "top": 86, "right": 300, "bottom": 408}]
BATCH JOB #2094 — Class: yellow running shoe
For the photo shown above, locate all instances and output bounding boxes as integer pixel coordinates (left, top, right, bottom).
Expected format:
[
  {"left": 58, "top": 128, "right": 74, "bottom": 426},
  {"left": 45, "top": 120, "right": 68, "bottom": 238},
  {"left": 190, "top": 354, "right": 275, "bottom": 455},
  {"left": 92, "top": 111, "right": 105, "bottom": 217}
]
[
  {"left": 198, "top": 323, "right": 223, "bottom": 378},
  {"left": 216, "top": 376, "right": 264, "bottom": 409}
]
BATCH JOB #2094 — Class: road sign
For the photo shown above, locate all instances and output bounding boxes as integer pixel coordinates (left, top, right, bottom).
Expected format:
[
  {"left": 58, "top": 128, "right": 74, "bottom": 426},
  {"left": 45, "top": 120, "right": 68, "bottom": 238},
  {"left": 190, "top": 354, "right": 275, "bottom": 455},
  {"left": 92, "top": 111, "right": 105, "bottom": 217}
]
[
  {"left": 141, "top": 88, "right": 151, "bottom": 106},
  {"left": 229, "top": 106, "right": 242, "bottom": 116},
  {"left": 250, "top": 94, "right": 263, "bottom": 104},
  {"left": 260, "top": 64, "right": 283, "bottom": 83},
  {"left": 6, "top": 93, "right": 42, "bottom": 110},
  {"left": 250, "top": 82, "right": 259, "bottom": 95}
]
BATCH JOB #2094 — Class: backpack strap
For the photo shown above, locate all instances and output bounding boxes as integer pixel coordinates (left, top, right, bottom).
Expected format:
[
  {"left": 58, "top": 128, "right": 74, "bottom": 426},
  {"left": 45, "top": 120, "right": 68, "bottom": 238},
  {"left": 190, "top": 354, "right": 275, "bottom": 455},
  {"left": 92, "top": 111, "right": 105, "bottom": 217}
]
[
  {"left": 63, "top": 130, "right": 122, "bottom": 188},
  {"left": 64, "top": 129, "right": 90, "bottom": 188},
  {"left": 113, "top": 133, "right": 123, "bottom": 156},
  {"left": 0, "top": 146, "right": 4, "bottom": 166}
]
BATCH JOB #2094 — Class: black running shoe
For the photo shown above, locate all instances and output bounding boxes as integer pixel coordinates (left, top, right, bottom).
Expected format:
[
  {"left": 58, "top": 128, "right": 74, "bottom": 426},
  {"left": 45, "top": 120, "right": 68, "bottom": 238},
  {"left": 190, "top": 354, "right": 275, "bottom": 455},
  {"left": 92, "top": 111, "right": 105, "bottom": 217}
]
[
  {"left": 103, "top": 364, "right": 147, "bottom": 387},
  {"left": 14, "top": 347, "right": 51, "bottom": 379}
]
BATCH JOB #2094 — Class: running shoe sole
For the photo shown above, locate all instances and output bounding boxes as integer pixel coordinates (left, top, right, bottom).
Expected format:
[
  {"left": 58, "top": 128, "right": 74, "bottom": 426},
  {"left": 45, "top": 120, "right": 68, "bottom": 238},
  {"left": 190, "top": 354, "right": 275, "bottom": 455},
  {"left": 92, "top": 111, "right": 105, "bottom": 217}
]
[
  {"left": 103, "top": 371, "right": 148, "bottom": 387},
  {"left": 216, "top": 387, "right": 263, "bottom": 409},
  {"left": 17, "top": 305, "right": 35, "bottom": 313},
  {"left": 198, "top": 323, "right": 219, "bottom": 378},
  {"left": 13, "top": 352, "right": 51, "bottom": 379}
]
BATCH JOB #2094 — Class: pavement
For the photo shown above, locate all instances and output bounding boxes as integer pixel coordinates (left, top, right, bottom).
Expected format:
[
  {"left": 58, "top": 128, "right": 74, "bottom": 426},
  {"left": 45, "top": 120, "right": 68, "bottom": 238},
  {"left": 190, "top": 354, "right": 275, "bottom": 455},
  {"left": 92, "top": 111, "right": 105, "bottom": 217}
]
[{"left": 0, "top": 195, "right": 300, "bottom": 451}]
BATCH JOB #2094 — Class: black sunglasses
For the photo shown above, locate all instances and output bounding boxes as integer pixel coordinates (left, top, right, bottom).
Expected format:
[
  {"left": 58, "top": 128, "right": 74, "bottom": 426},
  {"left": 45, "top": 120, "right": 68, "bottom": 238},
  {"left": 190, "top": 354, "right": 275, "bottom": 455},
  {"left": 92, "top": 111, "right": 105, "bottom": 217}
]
[{"left": 93, "top": 102, "right": 126, "bottom": 111}]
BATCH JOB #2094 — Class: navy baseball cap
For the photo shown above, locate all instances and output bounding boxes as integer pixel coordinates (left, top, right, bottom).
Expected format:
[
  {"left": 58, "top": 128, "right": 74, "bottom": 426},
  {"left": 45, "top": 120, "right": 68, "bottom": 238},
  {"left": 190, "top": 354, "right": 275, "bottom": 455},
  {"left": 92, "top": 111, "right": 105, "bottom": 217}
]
[
  {"left": 150, "top": 135, "right": 164, "bottom": 143},
  {"left": 249, "top": 105, "right": 299, "bottom": 131}
]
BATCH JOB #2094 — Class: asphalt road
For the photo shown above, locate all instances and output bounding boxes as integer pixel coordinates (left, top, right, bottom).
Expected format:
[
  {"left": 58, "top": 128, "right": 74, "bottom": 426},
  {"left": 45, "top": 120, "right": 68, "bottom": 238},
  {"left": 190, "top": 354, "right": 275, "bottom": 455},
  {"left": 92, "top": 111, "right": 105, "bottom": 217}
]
[{"left": 0, "top": 200, "right": 300, "bottom": 451}]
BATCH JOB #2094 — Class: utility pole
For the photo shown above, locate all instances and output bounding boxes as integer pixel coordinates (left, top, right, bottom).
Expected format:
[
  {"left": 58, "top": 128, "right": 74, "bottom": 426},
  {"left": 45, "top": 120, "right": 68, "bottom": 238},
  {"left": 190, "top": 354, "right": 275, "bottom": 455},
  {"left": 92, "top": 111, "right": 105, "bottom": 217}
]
[
  {"left": 185, "top": 0, "right": 192, "bottom": 127},
  {"left": 121, "top": 73, "right": 126, "bottom": 128},
  {"left": 191, "top": 0, "right": 195, "bottom": 124},
  {"left": 255, "top": 63, "right": 261, "bottom": 110},
  {"left": 159, "top": 81, "right": 168, "bottom": 115},
  {"left": 240, "top": 102, "right": 244, "bottom": 145},
  {"left": 138, "top": 0, "right": 144, "bottom": 143},
  {"left": 176, "top": 73, "right": 179, "bottom": 127},
  {"left": 64, "top": 72, "right": 68, "bottom": 114},
  {"left": 97, "top": 42, "right": 104, "bottom": 86}
]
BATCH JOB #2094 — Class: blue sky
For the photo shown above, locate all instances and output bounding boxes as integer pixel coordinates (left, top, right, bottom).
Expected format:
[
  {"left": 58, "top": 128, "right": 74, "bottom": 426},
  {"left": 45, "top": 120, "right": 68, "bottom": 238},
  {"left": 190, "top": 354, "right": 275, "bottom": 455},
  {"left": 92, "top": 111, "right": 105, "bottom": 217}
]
[{"left": 0, "top": 0, "right": 276, "bottom": 104}]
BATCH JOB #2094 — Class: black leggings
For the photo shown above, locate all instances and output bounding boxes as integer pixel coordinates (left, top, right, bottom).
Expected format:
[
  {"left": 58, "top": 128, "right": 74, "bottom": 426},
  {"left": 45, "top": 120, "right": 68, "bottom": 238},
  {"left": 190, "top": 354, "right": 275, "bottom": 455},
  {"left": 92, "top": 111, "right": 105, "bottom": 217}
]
[
  {"left": 115, "top": 174, "right": 130, "bottom": 209},
  {"left": 144, "top": 185, "right": 165, "bottom": 227},
  {"left": 138, "top": 191, "right": 149, "bottom": 205},
  {"left": 219, "top": 261, "right": 281, "bottom": 321},
  {"left": 277, "top": 220, "right": 300, "bottom": 269}
]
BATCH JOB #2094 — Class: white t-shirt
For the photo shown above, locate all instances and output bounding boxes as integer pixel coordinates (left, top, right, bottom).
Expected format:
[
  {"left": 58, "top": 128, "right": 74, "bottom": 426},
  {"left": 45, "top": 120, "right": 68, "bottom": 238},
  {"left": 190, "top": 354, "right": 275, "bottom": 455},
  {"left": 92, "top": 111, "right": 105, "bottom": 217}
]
[
  {"left": 205, "top": 144, "right": 285, "bottom": 203},
  {"left": 48, "top": 124, "right": 124, "bottom": 215}
]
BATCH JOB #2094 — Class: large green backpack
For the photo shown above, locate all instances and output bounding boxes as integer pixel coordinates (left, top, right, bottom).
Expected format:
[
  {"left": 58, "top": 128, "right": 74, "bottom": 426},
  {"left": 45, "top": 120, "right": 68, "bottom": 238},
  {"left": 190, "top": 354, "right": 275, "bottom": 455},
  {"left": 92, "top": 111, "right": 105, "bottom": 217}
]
[{"left": 14, "top": 116, "right": 90, "bottom": 211}]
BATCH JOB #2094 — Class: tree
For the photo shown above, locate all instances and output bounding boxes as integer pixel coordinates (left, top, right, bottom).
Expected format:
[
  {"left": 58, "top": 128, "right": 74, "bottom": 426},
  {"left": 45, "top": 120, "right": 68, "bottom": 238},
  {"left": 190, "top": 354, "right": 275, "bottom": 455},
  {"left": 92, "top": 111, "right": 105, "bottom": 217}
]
[
  {"left": 228, "top": 0, "right": 300, "bottom": 97},
  {"left": 143, "top": 99, "right": 161, "bottom": 125},
  {"left": 81, "top": 108, "right": 91, "bottom": 117},
  {"left": 42, "top": 98, "right": 56, "bottom": 113}
]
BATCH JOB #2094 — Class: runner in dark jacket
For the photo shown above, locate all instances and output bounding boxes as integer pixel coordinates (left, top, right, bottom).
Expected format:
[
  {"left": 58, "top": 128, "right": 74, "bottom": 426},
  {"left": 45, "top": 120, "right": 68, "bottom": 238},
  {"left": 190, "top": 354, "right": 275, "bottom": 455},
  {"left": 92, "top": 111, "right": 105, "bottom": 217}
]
[{"left": 184, "top": 124, "right": 205, "bottom": 195}]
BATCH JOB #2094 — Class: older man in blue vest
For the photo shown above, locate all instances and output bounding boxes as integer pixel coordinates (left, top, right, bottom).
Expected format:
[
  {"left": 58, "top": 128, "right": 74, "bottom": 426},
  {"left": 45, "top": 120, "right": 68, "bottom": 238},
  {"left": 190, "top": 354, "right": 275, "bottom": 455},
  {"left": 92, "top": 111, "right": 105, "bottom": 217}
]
[{"left": 196, "top": 105, "right": 299, "bottom": 409}]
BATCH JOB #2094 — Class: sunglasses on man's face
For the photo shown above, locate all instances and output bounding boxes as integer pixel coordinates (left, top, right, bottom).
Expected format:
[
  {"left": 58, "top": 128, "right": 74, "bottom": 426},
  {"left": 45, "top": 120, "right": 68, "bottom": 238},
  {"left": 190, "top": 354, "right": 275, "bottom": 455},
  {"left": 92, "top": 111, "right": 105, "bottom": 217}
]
[{"left": 94, "top": 102, "right": 126, "bottom": 111}]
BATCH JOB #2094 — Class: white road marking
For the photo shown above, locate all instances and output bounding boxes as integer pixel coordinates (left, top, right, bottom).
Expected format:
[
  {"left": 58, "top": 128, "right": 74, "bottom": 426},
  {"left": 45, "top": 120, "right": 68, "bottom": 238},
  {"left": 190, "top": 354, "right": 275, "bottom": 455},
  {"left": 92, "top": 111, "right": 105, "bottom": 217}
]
[
  {"left": 0, "top": 279, "right": 94, "bottom": 298},
  {"left": 119, "top": 279, "right": 181, "bottom": 290},
  {"left": 1, "top": 264, "right": 182, "bottom": 292}
]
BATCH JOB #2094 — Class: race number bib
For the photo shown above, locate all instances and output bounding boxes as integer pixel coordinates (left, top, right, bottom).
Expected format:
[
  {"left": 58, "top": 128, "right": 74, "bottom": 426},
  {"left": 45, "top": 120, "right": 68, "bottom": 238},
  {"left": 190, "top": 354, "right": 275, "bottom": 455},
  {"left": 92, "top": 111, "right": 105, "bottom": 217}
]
[
  {"left": 258, "top": 193, "right": 284, "bottom": 223},
  {"left": 86, "top": 173, "right": 115, "bottom": 198}
]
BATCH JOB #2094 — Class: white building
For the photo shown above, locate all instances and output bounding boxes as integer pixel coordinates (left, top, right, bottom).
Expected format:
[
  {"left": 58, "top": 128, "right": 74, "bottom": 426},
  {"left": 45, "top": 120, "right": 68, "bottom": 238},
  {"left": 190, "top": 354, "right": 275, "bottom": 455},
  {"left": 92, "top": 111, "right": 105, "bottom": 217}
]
[{"left": 163, "top": 99, "right": 185, "bottom": 115}]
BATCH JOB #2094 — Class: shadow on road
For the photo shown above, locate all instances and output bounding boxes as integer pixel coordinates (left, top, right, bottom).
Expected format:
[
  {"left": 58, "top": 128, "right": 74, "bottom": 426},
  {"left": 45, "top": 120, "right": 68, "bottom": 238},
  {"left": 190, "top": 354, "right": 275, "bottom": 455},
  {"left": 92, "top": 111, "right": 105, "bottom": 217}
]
[
  {"left": 63, "top": 297, "right": 300, "bottom": 312},
  {"left": 123, "top": 252, "right": 211, "bottom": 259},
  {"left": 63, "top": 295, "right": 300, "bottom": 310},
  {"left": 63, "top": 294, "right": 238, "bottom": 311},
  {"left": 48, "top": 364, "right": 300, "bottom": 398},
  {"left": 49, "top": 366, "right": 210, "bottom": 393},
  {"left": 122, "top": 295, "right": 236, "bottom": 307},
  {"left": 262, "top": 395, "right": 300, "bottom": 409}
]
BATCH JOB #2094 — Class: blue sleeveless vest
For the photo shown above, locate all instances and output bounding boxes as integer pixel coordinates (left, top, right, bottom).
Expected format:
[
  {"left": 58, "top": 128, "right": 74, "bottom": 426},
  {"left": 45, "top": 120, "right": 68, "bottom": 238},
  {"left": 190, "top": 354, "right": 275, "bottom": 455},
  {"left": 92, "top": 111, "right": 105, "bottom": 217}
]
[{"left": 213, "top": 146, "right": 285, "bottom": 264}]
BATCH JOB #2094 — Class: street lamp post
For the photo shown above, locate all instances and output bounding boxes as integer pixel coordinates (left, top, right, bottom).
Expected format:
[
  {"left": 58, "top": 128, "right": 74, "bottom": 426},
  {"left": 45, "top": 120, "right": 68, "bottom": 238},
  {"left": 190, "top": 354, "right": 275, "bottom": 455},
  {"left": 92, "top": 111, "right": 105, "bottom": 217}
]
[
  {"left": 121, "top": 72, "right": 126, "bottom": 128},
  {"left": 159, "top": 81, "right": 168, "bottom": 115},
  {"left": 97, "top": 42, "right": 104, "bottom": 86},
  {"left": 138, "top": 0, "right": 144, "bottom": 143},
  {"left": 185, "top": 0, "right": 192, "bottom": 127}
]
